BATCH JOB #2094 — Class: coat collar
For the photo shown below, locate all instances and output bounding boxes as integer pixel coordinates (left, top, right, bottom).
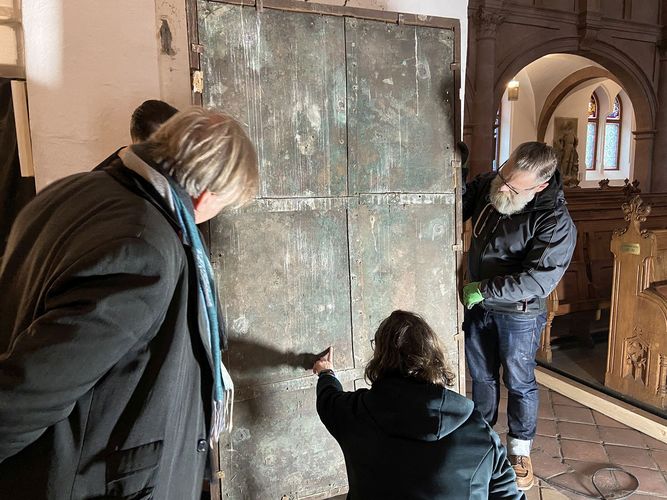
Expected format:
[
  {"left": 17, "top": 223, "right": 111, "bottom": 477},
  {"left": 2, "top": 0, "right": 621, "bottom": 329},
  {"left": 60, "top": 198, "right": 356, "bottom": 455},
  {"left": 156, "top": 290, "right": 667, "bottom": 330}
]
[{"left": 99, "top": 148, "right": 192, "bottom": 239}]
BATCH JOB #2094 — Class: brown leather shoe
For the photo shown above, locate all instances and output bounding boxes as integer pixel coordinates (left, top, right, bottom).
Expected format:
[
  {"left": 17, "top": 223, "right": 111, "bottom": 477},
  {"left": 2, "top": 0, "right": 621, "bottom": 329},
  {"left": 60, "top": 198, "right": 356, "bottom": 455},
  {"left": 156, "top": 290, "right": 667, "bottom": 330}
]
[{"left": 509, "top": 455, "right": 534, "bottom": 491}]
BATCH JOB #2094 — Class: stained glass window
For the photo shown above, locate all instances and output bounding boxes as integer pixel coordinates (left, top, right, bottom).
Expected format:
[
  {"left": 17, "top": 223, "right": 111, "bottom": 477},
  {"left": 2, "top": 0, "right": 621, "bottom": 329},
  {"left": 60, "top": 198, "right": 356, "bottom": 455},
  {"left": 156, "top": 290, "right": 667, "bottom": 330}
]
[
  {"left": 604, "top": 95, "right": 621, "bottom": 170},
  {"left": 588, "top": 95, "right": 597, "bottom": 119},
  {"left": 586, "top": 122, "right": 597, "bottom": 170},
  {"left": 608, "top": 96, "right": 620, "bottom": 120},
  {"left": 586, "top": 93, "right": 599, "bottom": 170}
]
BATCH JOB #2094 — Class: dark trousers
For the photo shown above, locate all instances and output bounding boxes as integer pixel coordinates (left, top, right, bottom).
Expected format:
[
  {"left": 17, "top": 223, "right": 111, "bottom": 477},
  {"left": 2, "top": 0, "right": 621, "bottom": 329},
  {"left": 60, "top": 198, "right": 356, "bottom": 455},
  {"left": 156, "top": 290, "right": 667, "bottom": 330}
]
[{"left": 464, "top": 305, "right": 547, "bottom": 442}]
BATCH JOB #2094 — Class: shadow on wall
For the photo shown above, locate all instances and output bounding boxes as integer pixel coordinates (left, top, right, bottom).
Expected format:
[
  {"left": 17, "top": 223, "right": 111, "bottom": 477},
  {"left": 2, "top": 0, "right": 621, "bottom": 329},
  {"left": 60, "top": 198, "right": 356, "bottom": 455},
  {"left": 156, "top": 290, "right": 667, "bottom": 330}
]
[{"left": 226, "top": 338, "right": 328, "bottom": 374}]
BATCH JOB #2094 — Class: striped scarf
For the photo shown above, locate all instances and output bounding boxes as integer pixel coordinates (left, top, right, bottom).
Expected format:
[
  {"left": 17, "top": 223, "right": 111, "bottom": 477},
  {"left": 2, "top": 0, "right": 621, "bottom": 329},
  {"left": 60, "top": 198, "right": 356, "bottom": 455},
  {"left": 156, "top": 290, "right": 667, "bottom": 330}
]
[
  {"left": 119, "top": 146, "right": 234, "bottom": 445},
  {"left": 168, "top": 187, "right": 234, "bottom": 445}
]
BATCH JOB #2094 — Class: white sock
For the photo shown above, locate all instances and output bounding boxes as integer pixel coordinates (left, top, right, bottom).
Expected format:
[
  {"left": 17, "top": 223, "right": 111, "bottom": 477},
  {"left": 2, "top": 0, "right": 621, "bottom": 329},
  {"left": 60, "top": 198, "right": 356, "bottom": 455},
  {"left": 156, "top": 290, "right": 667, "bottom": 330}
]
[{"left": 507, "top": 436, "right": 531, "bottom": 457}]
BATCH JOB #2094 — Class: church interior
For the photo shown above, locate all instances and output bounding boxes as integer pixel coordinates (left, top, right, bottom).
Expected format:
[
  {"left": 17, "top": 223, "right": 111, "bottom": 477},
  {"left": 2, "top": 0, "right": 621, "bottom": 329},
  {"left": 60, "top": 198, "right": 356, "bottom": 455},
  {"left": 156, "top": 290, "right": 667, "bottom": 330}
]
[{"left": 3, "top": 0, "right": 667, "bottom": 498}]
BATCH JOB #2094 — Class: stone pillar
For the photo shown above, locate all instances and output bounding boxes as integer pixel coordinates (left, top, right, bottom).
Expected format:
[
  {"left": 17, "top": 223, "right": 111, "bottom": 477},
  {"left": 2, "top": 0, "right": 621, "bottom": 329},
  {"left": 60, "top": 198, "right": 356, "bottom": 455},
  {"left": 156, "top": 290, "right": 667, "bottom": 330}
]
[
  {"left": 463, "top": 123, "right": 474, "bottom": 156},
  {"left": 651, "top": 42, "right": 667, "bottom": 192},
  {"left": 469, "top": 7, "right": 503, "bottom": 178},
  {"left": 633, "top": 130, "right": 656, "bottom": 192}
]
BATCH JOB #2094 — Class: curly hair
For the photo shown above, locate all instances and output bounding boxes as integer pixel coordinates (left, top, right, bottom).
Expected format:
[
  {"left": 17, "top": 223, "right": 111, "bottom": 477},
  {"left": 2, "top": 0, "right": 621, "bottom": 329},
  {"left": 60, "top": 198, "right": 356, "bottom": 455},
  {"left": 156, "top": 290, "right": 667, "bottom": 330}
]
[{"left": 364, "top": 310, "right": 455, "bottom": 388}]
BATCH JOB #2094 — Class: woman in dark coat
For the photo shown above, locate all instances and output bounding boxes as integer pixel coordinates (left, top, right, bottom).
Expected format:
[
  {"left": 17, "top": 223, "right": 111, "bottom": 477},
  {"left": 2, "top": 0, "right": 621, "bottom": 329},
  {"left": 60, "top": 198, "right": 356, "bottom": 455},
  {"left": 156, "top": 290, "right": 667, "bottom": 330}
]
[{"left": 312, "top": 310, "right": 524, "bottom": 500}]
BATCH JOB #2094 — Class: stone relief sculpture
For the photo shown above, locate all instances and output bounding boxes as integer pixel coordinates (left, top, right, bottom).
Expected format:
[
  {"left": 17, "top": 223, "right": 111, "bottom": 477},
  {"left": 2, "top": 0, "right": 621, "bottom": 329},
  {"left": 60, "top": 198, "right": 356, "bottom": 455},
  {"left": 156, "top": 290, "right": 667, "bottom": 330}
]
[
  {"left": 553, "top": 117, "right": 580, "bottom": 188},
  {"left": 624, "top": 337, "right": 649, "bottom": 384}
]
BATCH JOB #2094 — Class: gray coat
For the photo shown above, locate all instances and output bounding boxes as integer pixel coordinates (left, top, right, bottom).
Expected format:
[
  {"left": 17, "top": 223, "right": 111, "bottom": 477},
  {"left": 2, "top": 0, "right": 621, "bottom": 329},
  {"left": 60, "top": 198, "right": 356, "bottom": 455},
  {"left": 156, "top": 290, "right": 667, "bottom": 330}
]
[{"left": 0, "top": 160, "right": 213, "bottom": 499}]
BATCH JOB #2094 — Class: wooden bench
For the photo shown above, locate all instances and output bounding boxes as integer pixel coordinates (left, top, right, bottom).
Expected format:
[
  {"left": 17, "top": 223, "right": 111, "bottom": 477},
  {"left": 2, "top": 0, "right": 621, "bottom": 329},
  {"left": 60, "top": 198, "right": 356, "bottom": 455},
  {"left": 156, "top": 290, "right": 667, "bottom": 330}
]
[
  {"left": 538, "top": 189, "right": 667, "bottom": 362},
  {"left": 605, "top": 196, "right": 667, "bottom": 410}
]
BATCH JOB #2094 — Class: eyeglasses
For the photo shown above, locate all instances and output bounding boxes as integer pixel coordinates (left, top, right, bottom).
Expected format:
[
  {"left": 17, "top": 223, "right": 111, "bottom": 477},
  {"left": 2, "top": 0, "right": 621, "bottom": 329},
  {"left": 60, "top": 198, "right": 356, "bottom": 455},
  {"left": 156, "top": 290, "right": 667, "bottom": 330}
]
[
  {"left": 497, "top": 161, "right": 542, "bottom": 195},
  {"left": 370, "top": 338, "right": 376, "bottom": 350}
]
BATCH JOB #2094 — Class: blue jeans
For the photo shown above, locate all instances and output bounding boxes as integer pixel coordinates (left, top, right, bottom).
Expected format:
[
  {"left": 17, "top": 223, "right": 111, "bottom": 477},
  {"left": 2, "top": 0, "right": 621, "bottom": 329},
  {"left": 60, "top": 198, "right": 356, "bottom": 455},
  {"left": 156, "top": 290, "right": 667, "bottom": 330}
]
[{"left": 464, "top": 306, "right": 546, "bottom": 443}]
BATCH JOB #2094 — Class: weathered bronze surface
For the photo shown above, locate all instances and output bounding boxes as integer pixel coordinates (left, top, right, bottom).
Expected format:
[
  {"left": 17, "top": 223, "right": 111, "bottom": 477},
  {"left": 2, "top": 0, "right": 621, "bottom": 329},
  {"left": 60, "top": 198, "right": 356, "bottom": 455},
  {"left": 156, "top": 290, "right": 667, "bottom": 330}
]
[{"left": 199, "top": 2, "right": 459, "bottom": 497}]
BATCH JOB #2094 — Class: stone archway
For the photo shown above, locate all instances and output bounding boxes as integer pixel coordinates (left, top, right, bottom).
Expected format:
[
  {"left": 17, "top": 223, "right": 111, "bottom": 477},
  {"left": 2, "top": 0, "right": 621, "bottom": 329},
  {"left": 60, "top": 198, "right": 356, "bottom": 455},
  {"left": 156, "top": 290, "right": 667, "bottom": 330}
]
[
  {"left": 535, "top": 66, "right": 621, "bottom": 143},
  {"left": 493, "top": 38, "right": 657, "bottom": 189}
]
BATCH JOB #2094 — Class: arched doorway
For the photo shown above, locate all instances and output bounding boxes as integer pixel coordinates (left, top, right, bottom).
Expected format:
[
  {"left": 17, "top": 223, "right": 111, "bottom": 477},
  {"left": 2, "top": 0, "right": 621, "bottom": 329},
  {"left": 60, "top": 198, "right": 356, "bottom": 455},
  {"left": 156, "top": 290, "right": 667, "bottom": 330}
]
[
  {"left": 492, "top": 54, "right": 637, "bottom": 188},
  {"left": 491, "top": 40, "right": 656, "bottom": 190}
]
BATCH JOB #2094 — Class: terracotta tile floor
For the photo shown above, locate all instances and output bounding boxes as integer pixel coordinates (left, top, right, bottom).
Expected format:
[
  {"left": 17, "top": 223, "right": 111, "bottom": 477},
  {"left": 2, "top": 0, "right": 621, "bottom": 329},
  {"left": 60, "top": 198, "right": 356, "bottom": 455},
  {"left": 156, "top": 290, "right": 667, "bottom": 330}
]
[{"left": 469, "top": 381, "right": 667, "bottom": 499}]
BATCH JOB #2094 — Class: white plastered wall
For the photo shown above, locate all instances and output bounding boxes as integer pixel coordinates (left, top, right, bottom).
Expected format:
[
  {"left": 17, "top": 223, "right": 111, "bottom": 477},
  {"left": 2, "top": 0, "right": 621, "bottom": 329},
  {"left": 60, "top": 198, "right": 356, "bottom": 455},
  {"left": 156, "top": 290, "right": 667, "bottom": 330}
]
[
  {"left": 23, "top": 0, "right": 467, "bottom": 190},
  {"left": 23, "top": 1, "right": 161, "bottom": 190},
  {"left": 507, "top": 69, "right": 537, "bottom": 152}
]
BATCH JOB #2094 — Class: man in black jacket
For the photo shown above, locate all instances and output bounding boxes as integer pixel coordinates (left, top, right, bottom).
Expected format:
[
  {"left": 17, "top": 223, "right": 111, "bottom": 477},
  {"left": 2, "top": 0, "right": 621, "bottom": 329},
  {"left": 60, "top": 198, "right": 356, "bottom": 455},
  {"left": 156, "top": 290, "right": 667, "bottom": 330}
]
[
  {"left": 0, "top": 107, "right": 258, "bottom": 499},
  {"left": 461, "top": 141, "right": 576, "bottom": 491},
  {"left": 129, "top": 99, "right": 179, "bottom": 143}
]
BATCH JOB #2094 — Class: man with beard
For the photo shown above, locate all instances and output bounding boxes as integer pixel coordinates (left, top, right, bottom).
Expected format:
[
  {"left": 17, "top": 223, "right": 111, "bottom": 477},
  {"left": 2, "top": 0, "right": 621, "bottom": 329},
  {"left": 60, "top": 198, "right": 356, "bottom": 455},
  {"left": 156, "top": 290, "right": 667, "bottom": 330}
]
[{"left": 460, "top": 141, "right": 576, "bottom": 491}]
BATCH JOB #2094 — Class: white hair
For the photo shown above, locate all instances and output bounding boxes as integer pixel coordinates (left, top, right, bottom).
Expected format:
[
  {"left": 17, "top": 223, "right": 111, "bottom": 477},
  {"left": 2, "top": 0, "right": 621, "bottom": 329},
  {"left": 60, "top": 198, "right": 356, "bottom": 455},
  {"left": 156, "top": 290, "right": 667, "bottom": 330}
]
[{"left": 147, "top": 106, "right": 258, "bottom": 208}]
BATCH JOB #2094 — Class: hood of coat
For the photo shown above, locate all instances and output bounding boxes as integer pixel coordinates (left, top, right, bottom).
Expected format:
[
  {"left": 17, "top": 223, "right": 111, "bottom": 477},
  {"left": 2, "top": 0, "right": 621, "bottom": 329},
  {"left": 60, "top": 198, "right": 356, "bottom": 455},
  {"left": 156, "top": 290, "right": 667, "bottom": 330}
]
[
  {"left": 525, "top": 167, "right": 566, "bottom": 212},
  {"left": 363, "top": 376, "right": 474, "bottom": 442}
]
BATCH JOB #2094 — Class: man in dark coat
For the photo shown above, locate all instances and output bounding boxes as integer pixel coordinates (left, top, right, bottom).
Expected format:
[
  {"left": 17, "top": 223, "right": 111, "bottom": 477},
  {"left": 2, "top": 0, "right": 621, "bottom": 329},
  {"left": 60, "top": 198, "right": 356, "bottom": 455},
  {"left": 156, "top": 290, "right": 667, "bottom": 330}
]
[
  {"left": 93, "top": 99, "right": 179, "bottom": 172},
  {"left": 129, "top": 99, "right": 179, "bottom": 144},
  {"left": 313, "top": 311, "right": 524, "bottom": 500},
  {"left": 0, "top": 107, "right": 258, "bottom": 499},
  {"left": 461, "top": 141, "right": 576, "bottom": 491}
]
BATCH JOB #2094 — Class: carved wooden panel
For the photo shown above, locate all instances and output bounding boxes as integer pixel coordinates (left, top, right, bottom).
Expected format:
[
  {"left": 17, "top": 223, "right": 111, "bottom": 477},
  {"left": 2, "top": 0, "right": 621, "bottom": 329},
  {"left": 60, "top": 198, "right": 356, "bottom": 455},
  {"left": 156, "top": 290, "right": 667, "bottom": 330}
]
[
  {"left": 622, "top": 330, "right": 650, "bottom": 385},
  {"left": 605, "top": 197, "right": 667, "bottom": 411}
]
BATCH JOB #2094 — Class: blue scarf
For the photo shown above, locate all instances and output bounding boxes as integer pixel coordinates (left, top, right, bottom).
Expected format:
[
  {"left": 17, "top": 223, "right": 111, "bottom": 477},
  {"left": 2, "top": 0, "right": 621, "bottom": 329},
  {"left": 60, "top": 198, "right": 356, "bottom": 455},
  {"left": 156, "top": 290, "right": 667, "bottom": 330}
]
[
  {"left": 119, "top": 146, "right": 234, "bottom": 444},
  {"left": 169, "top": 186, "right": 234, "bottom": 444}
]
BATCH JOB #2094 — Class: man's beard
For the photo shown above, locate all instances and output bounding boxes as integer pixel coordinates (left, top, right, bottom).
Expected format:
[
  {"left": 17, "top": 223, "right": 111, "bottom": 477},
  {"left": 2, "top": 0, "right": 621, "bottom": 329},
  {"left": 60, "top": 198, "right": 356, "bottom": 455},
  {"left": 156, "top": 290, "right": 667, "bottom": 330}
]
[{"left": 489, "top": 175, "right": 536, "bottom": 215}]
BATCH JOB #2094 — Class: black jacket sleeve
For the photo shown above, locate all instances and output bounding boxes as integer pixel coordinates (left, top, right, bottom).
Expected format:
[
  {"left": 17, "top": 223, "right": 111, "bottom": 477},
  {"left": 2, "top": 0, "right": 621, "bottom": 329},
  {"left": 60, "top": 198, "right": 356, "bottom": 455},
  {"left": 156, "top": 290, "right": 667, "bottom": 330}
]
[
  {"left": 0, "top": 237, "right": 176, "bottom": 462},
  {"left": 463, "top": 174, "right": 482, "bottom": 223},
  {"left": 463, "top": 173, "right": 494, "bottom": 223},
  {"left": 480, "top": 208, "right": 577, "bottom": 302},
  {"left": 316, "top": 373, "right": 347, "bottom": 439},
  {"left": 488, "top": 430, "right": 525, "bottom": 500}
]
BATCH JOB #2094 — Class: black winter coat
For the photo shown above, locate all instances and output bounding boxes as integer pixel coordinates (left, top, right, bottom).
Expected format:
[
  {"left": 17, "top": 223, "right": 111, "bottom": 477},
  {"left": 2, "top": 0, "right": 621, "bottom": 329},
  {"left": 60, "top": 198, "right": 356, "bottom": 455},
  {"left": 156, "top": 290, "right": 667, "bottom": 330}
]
[
  {"left": 463, "top": 169, "right": 576, "bottom": 315},
  {"left": 316, "top": 374, "right": 525, "bottom": 500},
  {"left": 0, "top": 160, "right": 213, "bottom": 499}
]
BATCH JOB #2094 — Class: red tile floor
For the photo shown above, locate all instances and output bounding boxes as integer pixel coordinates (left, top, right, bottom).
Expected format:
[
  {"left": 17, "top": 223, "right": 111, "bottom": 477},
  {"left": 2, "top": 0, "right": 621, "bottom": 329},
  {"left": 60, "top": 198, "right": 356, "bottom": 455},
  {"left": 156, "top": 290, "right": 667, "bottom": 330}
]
[{"left": 475, "top": 381, "right": 667, "bottom": 499}]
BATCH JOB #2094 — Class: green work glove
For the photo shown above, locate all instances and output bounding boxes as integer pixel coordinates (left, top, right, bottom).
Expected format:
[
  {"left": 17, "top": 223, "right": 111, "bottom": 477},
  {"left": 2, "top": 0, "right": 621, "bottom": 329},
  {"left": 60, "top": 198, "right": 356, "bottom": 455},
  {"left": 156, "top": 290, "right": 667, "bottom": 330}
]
[{"left": 462, "top": 281, "right": 484, "bottom": 309}]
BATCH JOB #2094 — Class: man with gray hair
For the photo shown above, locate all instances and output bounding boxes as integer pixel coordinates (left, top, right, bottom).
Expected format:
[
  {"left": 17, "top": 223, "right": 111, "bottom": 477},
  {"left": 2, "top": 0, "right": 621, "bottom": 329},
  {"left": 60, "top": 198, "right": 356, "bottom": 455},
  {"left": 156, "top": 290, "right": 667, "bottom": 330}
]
[
  {"left": 461, "top": 141, "right": 576, "bottom": 491},
  {"left": 0, "top": 107, "right": 258, "bottom": 499}
]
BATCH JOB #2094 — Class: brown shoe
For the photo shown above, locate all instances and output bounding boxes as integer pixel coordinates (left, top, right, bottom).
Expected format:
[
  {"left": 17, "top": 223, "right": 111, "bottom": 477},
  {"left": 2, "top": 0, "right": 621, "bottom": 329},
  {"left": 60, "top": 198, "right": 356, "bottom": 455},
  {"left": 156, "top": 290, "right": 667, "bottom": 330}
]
[{"left": 509, "top": 455, "right": 534, "bottom": 491}]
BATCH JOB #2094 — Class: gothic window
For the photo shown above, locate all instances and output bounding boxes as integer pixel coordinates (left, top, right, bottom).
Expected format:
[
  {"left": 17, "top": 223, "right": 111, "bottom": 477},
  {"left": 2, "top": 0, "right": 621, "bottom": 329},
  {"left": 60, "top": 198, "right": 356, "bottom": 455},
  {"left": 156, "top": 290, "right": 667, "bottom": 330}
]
[
  {"left": 585, "top": 92, "right": 598, "bottom": 171},
  {"left": 604, "top": 95, "right": 622, "bottom": 170}
]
